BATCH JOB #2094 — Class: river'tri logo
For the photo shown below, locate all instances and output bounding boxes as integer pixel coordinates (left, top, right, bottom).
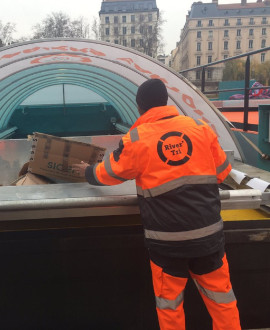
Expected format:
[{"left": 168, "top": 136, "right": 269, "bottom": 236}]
[{"left": 157, "top": 131, "right": 193, "bottom": 166}]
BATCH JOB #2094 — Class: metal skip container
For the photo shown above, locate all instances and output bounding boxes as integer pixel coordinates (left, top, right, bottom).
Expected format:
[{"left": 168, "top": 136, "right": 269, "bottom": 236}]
[{"left": 0, "top": 135, "right": 269, "bottom": 330}]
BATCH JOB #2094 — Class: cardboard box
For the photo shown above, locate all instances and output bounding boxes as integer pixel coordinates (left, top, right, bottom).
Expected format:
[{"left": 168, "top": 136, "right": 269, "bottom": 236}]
[
  {"left": 12, "top": 173, "right": 52, "bottom": 186},
  {"left": 28, "top": 133, "right": 106, "bottom": 182}
]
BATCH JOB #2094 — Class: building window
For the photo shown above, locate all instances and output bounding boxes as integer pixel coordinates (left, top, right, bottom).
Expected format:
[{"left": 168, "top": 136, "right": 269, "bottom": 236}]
[
  {"left": 249, "top": 17, "right": 254, "bottom": 25},
  {"left": 148, "top": 38, "right": 153, "bottom": 49},
  {"left": 148, "top": 26, "right": 153, "bottom": 34},
  {"left": 148, "top": 13, "right": 152, "bottom": 22},
  {"left": 208, "top": 42, "right": 212, "bottom": 50},
  {"left": 224, "top": 55, "right": 228, "bottom": 59},
  {"left": 114, "top": 27, "right": 118, "bottom": 35},
  {"left": 122, "top": 16, "right": 126, "bottom": 23},
  {"left": 224, "top": 19, "right": 229, "bottom": 26},
  {"left": 105, "top": 28, "right": 110, "bottom": 36},
  {"left": 140, "top": 39, "right": 143, "bottom": 47},
  {"left": 236, "top": 40, "right": 241, "bottom": 49},
  {"left": 249, "top": 29, "right": 254, "bottom": 36},
  {"left": 114, "top": 39, "right": 119, "bottom": 44},
  {"left": 131, "top": 39, "right": 135, "bottom": 47},
  {"left": 237, "top": 29, "right": 241, "bottom": 36},
  {"left": 262, "top": 28, "right": 266, "bottom": 35},
  {"left": 209, "top": 19, "right": 213, "bottom": 26},
  {"left": 105, "top": 16, "right": 109, "bottom": 24},
  {"left": 224, "top": 41, "right": 228, "bottom": 50},
  {"left": 208, "top": 55, "right": 212, "bottom": 64},
  {"left": 197, "top": 56, "right": 201, "bottom": 65},
  {"left": 261, "top": 39, "right": 266, "bottom": 48},
  {"left": 139, "top": 14, "right": 144, "bottom": 22},
  {"left": 131, "top": 15, "right": 135, "bottom": 22},
  {"left": 261, "top": 53, "right": 265, "bottom": 62},
  {"left": 140, "top": 26, "right": 144, "bottom": 34},
  {"left": 262, "top": 17, "right": 267, "bottom": 24},
  {"left": 197, "top": 20, "right": 202, "bottom": 27},
  {"left": 131, "top": 26, "right": 135, "bottom": 34},
  {"left": 208, "top": 30, "right": 213, "bottom": 38},
  {"left": 249, "top": 40, "right": 253, "bottom": 48},
  {"left": 114, "top": 16, "right": 118, "bottom": 24},
  {"left": 236, "top": 18, "right": 242, "bottom": 25},
  {"left": 224, "top": 30, "right": 229, "bottom": 37},
  {"left": 123, "top": 27, "right": 127, "bottom": 35},
  {"left": 123, "top": 39, "right": 127, "bottom": 47},
  {"left": 196, "top": 71, "right": 201, "bottom": 80},
  {"left": 197, "top": 31, "right": 201, "bottom": 38},
  {"left": 197, "top": 42, "right": 201, "bottom": 51},
  {"left": 207, "top": 70, "right": 212, "bottom": 79}
]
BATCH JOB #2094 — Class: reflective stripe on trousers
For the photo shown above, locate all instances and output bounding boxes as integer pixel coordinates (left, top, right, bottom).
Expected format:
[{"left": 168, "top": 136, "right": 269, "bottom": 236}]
[
  {"left": 150, "top": 255, "right": 241, "bottom": 330},
  {"left": 150, "top": 260, "right": 187, "bottom": 330},
  {"left": 190, "top": 254, "right": 241, "bottom": 330}
]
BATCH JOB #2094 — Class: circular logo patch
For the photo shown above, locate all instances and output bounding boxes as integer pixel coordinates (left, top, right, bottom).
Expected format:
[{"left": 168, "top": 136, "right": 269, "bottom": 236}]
[{"left": 157, "top": 131, "right": 193, "bottom": 166}]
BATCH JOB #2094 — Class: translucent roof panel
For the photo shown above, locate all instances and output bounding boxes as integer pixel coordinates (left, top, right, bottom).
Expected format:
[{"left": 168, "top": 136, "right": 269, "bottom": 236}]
[
  {"left": 21, "top": 85, "right": 108, "bottom": 105},
  {"left": 0, "top": 39, "right": 243, "bottom": 160}
]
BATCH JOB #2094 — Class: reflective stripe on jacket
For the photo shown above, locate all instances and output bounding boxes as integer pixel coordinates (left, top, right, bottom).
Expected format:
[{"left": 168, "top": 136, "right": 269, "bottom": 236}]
[{"left": 85, "top": 105, "right": 231, "bottom": 257}]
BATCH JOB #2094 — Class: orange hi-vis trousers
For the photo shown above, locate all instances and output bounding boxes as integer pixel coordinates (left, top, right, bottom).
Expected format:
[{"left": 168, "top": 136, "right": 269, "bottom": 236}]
[{"left": 150, "top": 254, "right": 241, "bottom": 330}]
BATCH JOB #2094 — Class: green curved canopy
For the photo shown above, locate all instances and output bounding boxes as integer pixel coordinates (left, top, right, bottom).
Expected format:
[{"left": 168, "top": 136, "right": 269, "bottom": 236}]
[{"left": 0, "top": 38, "right": 242, "bottom": 160}]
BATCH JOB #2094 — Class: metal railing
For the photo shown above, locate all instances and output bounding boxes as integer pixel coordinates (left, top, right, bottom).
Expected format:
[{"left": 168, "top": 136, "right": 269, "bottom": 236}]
[{"left": 180, "top": 46, "right": 270, "bottom": 131}]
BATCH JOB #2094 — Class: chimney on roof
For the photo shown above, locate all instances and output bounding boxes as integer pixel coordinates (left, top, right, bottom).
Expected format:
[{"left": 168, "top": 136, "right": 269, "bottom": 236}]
[
  {"left": 212, "top": 0, "right": 218, "bottom": 3},
  {"left": 241, "top": 0, "right": 247, "bottom": 4}
]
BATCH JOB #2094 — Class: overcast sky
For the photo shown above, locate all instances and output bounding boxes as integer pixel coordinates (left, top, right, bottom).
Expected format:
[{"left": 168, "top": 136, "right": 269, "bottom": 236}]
[{"left": 2, "top": 0, "right": 243, "bottom": 54}]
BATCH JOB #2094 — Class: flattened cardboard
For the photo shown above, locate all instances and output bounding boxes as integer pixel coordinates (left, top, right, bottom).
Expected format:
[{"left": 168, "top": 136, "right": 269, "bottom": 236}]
[
  {"left": 28, "top": 133, "right": 106, "bottom": 182},
  {"left": 12, "top": 173, "right": 52, "bottom": 186}
]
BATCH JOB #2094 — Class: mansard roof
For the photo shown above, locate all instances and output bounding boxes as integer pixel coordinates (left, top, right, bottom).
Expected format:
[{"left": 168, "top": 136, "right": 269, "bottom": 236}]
[
  {"left": 189, "top": 1, "right": 270, "bottom": 19},
  {"left": 99, "top": 0, "right": 158, "bottom": 15}
]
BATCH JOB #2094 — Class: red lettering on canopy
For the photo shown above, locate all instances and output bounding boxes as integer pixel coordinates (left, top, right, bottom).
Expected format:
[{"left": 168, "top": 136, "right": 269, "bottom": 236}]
[
  {"left": 202, "top": 116, "right": 210, "bottom": 123},
  {"left": 30, "top": 54, "right": 92, "bottom": 64},
  {"left": 79, "top": 48, "right": 89, "bottom": 53},
  {"left": 69, "top": 47, "right": 89, "bottom": 53},
  {"left": 149, "top": 74, "right": 168, "bottom": 84},
  {"left": 1, "top": 52, "right": 21, "bottom": 59},
  {"left": 23, "top": 47, "right": 40, "bottom": 54},
  {"left": 182, "top": 94, "right": 196, "bottom": 109},
  {"left": 167, "top": 86, "right": 180, "bottom": 93},
  {"left": 52, "top": 46, "right": 69, "bottom": 51},
  {"left": 42, "top": 47, "right": 50, "bottom": 50},
  {"left": 117, "top": 58, "right": 134, "bottom": 65},
  {"left": 89, "top": 48, "right": 106, "bottom": 56},
  {"left": 194, "top": 109, "right": 204, "bottom": 116},
  {"left": 211, "top": 124, "right": 220, "bottom": 137},
  {"left": 134, "top": 64, "right": 152, "bottom": 74}
]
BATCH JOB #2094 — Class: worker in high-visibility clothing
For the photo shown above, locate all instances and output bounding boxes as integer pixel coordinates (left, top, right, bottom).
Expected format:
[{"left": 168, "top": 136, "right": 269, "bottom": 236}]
[{"left": 73, "top": 79, "right": 241, "bottom": 330}]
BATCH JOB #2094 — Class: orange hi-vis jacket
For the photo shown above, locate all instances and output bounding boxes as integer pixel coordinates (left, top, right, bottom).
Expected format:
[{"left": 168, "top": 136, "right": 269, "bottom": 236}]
[{"left": 85, "top": 105, "right": 232, "bottom": 258}]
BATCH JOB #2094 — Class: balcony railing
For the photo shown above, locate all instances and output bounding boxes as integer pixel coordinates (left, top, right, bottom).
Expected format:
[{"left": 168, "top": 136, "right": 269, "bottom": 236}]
[{"left": 179, "top": 46, "right": 270, "bottom": 131}]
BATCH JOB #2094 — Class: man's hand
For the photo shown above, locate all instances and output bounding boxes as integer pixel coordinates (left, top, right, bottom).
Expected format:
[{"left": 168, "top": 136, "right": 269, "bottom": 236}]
[{"left": 72, "top": 161, "right": 89, "bottom": 177}]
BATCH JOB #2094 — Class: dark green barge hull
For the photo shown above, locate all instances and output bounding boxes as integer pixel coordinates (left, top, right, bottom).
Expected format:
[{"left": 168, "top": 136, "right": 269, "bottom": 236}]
[{"left": 0, "top": 213, "right": 269, "bottom": 330}]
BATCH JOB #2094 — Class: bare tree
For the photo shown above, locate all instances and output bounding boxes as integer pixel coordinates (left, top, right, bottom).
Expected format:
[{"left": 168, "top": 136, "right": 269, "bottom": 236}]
[
  {"left": 0, "top": 20, "right": 16, "bottom": 46},
  {"left": 135, "top": 11, "right": 165, "bottom": 57},
  {"left": 32, "top": 12, "right": 90, "bottom": 39},
  {"left": 91, "top": 17, "right": 101, "bottom": 40},
  {"left": 70, "top": 17, "right": 90, "bottom": 39},
  {"left": 222, "top": 59, "right": 245, "bottom": 81}
]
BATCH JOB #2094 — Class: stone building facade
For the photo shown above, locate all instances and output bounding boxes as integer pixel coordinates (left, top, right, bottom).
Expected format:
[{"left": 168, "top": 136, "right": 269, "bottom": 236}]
[
  {"left": 99, "top": 0, "right": 159, "bottom": 57},
  {"left": 171, "top": 0, "right": 270, "bottom": 89}
]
